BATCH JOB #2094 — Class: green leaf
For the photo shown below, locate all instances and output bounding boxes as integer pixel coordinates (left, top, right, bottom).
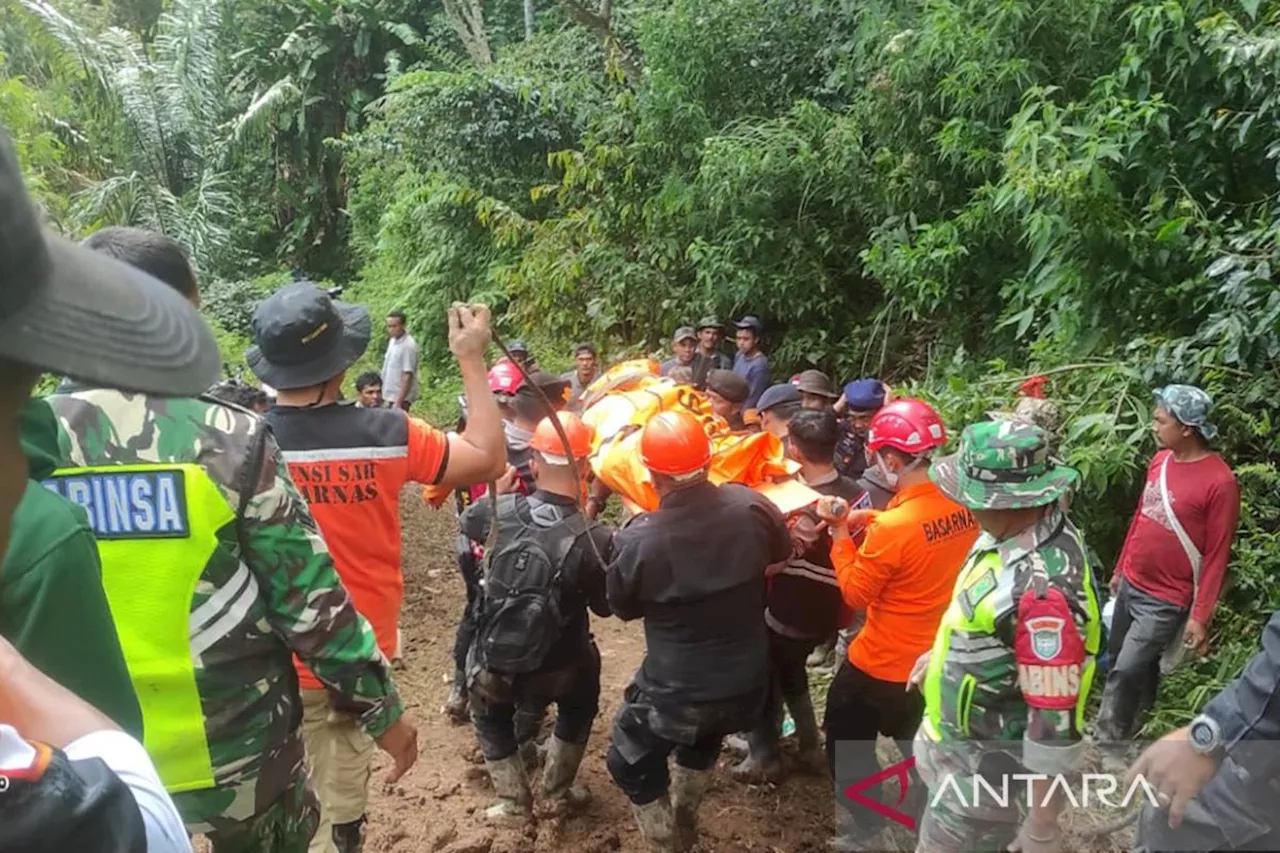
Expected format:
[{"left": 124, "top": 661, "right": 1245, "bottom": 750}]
[{"left": 1155, "top": 216, "right": 1189, "bottom": 242}]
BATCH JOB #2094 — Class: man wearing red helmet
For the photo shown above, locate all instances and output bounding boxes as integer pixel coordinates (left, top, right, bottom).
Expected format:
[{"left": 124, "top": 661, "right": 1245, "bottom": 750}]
[
  {"left": 458, "top": 412, "right": 615, "bottom": 822},
  {"left": 441, "top": 360, "right": 528, "bottom": 722},
  {"left": 606, "top": 411, "right": 792, "bottom": 853},
  {"left": 443, "top": 365, "right": 570, "bottom": 727},
  {"left": 815, "top": 398, "right": 978, "bottom": 850}
]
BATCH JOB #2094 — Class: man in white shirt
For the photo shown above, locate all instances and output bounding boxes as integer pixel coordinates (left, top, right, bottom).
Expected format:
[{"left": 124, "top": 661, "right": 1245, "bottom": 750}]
[{"left": 382, "top": 311, "right": 421, "bottom": 411}]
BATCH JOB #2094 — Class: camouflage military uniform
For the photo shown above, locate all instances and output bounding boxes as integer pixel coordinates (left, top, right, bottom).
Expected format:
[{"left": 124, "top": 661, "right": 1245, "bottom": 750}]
[
  {"left": 46, "top": 389, "right": 403, "bottom": 852},
  {"left": 917, "top": 421, "right": 1102, "bottom": 853}
]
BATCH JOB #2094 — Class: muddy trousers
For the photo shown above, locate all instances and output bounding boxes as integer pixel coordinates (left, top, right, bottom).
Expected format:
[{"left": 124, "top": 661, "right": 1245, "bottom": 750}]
[
  {"left": 470, "top": 641, "right": 602, "bottom": 762},
  {"left": 301, "top": 690, "right": 376, "bottom": 853},
  {"left": 824, "top": 662, "right": 923, "bottom": 832},
  {"left": 184, "top": 776, "right": 320, "bottom": 853},
  {"left": 607, "top": 683, "right": 765, "bottom": 805},
  {"left": 452, "top": 547, "right": 483, "bottom": 684},
  {"left": 747, "top": 630, "right": 818, "bottom": 753},
  {"left": 1095, "top": 578, "right": 1187, "bottom": 741}
]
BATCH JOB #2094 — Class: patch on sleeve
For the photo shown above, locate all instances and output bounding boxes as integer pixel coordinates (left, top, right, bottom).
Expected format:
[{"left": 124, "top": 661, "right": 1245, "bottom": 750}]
[
  {"left": 1014, "top": 585, "right": 1085, "bottom": 710},
  {"left": 44, "top": 469, "right": 190, "bottom": 539}
]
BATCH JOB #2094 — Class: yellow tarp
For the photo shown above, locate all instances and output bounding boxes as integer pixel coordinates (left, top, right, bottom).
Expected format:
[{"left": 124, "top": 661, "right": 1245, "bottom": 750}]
[
  {"left": 424, "top": 359, "right": 820, "bottom": 516},
  {"left": 581, "top": 360, "right": 818, "bottom": 514}
]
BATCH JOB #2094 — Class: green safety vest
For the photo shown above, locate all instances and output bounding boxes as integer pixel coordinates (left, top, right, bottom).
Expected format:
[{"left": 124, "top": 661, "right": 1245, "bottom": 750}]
[
  {"left": 920, "top": 548, "right": 1101, "bottom": 742},
  {"left": 45, "top": 462, "right": 234, "bottom": 794}
]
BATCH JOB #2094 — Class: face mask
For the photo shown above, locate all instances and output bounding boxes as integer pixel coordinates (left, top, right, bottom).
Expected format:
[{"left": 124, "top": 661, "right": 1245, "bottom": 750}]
[
  {"left": 873, "top": 452, "right": 899, "bottom": 490},
  {"left": 873, "top": 451, "right": 923, "bottom": 490}
]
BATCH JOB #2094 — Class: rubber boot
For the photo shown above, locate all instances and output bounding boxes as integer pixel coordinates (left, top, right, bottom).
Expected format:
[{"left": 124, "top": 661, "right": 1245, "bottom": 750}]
[
  {"left": 631, "top": 796, "right": 678, "bottom": 852},
  {"left": 332, "top": 816, "right": 366, "bottom": 853},
  {"left": 443, "top": 673, "right": 469, "bottom": 725},
  {"left": 786, "top": 692, "right": 826, "bottom": 774},
  {"left": 731, "top": 699, "right": 784, "bottom": 784},
  {"left": 484, "top": 754, "right": 532, "bottom": 821},
  {"left": 830, "top": 807, "right": 881, "bottom": 852},
  {"left": 730, "top": 729, "right": 783, "bottom": 783},
  {"left": 722, "top": 733, "right": 749, "bottom": 758},
  {"left": 670, "top": 765, "right": 712, "bottom": 852},
  {"left": 541, "top": 736, "right": 591, "bottom": 809},
  {"left": 518, "top": 738, "right": 541, "bottom": 776},
  {"left": 807, "top": 634, "right": 836, "bottom": 668}
]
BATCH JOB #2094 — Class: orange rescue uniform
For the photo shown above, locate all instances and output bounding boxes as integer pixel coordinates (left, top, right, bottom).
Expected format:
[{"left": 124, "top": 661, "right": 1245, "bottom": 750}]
[{"left": 831, "top": 480, "right": 978, "bottom": 683}]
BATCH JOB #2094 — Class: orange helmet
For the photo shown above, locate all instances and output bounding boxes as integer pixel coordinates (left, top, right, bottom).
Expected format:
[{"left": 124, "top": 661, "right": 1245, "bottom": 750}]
[
  {"left": 529, "top": 412, "right": 595, "bottom": 464},
  {"left": 640, "top": 410, "right": 712, "bottom": 477}
]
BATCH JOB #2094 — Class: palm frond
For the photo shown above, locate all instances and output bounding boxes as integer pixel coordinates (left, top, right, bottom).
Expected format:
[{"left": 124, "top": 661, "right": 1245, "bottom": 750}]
[
  {"left": 18, "top": 0, "right": 113, "bottom": 91},
  {"left": 175, "top": 168, "right": 236, "bottom": 273},
  {"left": 221, "top": 77, "right": 300, "bottom": 151}
]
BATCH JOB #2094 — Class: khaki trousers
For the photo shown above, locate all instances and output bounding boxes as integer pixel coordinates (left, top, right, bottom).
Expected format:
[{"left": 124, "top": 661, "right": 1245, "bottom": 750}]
[{"left": 301, "top": 689, "right": 375, "bottom": 853}]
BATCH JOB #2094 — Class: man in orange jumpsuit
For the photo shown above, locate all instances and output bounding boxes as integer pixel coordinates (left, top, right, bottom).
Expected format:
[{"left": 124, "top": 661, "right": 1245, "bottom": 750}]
[{"left": 815, "top": 398, "right": 979, "bottom": 851}]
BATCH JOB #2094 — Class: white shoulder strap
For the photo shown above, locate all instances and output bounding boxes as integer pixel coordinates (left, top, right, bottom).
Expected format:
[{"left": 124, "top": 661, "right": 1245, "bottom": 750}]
[{"left": 1158, "top": 454, "right": 1203, "bottom": 595}]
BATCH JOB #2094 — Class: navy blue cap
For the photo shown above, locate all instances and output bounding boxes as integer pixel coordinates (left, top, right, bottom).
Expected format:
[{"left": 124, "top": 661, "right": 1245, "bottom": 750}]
[
  {"left": 843, "top": 378, "right": 886, "bottom": 411},
  {"left": 508, "top": 339, "right": 530, "bottom": 354},
  {"left": 734, "top": 315, "right": 764, "bottom": 333},
  {"left": 756, "top": 382, "right": 801, "bottom": 413}
]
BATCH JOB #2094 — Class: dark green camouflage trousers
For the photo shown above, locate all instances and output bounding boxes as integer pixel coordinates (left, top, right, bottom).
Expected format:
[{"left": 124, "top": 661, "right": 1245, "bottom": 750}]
[
  {"left": 914, "top": 737, "right": 1022, "bottom": 853},
  {"left": 192, "top": 781, "right": 320, "bottom": 853}
]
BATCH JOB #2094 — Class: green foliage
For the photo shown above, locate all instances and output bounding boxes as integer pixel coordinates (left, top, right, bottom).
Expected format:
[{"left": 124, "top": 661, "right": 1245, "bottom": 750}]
[{"left": 10, "top": 0, "right": 1280, "bottom": 738}]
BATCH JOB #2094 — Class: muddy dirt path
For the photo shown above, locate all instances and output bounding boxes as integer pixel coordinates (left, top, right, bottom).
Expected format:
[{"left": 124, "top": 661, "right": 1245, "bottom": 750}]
[{"left": 355, "top": 488, "right": 838, "bottom": 853}]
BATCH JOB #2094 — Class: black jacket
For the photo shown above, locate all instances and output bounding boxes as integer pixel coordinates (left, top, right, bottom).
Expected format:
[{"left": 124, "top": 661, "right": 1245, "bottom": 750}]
[
  {"left": 462, "top": 490, "right": 613, "bottom": 671},
  {"left": 608, "top": 481, "right": 791, "bottom": 706}
]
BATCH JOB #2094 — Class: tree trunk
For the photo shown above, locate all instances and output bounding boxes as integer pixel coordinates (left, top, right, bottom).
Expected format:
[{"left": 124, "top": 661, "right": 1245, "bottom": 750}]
[
  {"left": 524, "top": 0, "right": 535, "bottom": 40},
  {"left": 442, "top": 0, "right": 492, "bottom": 67},
  {"left": 558, "top": 0, "right": 641, "bottom": 87}
]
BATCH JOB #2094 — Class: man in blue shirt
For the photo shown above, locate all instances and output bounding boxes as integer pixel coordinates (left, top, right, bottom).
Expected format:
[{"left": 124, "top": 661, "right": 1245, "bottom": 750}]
[{"left": 732, "top": 316, "right": 771, "bottom": 409}]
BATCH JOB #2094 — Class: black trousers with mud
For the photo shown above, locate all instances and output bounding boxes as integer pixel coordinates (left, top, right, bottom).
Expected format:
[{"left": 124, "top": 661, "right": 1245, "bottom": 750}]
[
  {"left": 747, "top": 629, "right": 819, "bottom": 754},
  {"left": 452, "top": 547, "right": 483, "bottom": 680},
  {"left": 469, "top": 640, "right": 602, "bottom": 762},
  {"left": 824, "top": 661, "right": 923, "bottom": 831},
  {"left": 606, "top": 684, "right": 766, "bottom": 805}
]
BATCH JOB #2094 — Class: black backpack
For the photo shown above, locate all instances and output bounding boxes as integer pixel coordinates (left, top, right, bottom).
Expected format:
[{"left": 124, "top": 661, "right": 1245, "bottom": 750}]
[{"left": 475, "top": 495, "right": 590, "bottom": 674}]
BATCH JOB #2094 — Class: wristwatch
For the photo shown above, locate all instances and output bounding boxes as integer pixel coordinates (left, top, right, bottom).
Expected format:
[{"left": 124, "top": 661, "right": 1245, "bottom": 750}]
[{"left": 1188, "top": 714, "right": 1225, "bottom": 758}]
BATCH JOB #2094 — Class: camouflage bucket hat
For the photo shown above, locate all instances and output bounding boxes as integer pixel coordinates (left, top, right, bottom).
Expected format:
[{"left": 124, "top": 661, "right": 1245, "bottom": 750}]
[
  {"left": 930, "top": 420, "right": 1079, "bottom": 511},
  {"left": 1154, "top": 384, "right": 1217, "bottom": 440}
]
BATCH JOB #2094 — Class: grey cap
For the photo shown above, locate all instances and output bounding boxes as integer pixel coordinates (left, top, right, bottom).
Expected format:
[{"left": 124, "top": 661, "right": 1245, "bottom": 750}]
[
  {"left": 672, "top": 326, "right": 697, "bottom": 343},
  {"left": 757, "top": 382, "right": 801, "bottom": 413}
]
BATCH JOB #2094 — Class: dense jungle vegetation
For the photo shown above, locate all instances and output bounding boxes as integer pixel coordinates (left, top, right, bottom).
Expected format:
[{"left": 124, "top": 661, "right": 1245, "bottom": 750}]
[{"left": 4, "top": 0, "right": 1278, "bottom": 732}]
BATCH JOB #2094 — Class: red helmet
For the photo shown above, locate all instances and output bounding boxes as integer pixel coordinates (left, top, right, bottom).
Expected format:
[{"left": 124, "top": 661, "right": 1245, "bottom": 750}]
[
  {"left": 529, "top": 412, "right": 595, "bottom": 462},
  {"left": 640, "top": 410, "right": 712, "bottom": 477},
  {"left": 488, "top": 361, "right": 524, "bottom": 395},
  {"left": 865, "top": 398, "right": 947, "bottom": 455}
]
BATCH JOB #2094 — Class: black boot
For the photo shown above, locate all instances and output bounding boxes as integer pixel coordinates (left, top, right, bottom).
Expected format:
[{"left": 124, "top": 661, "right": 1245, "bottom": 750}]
[
  {"left": 786, "top": 692, "right": 825, "bottom": 774},
  {"left": 443, "top": 671, "right": 469, "bottom": 724},
  {"left": 333, "top": 815, "right": 367, "bottom": 853}
]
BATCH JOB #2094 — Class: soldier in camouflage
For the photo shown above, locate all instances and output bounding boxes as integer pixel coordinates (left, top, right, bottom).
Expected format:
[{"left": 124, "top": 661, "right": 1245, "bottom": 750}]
[
  {"left": 909, "top": 420, "right": 1102, "bottom": 853},
  {"left": 46, "top": 227, "right": 413, "bottom": 853}
]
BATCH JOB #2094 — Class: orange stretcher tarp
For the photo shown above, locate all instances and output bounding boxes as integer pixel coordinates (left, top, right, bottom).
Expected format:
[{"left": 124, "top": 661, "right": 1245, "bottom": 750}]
[
  {"left": 425, "top": 359, "right": 820, "bottom": 516},
  {"left": 580, "top": 360, "right": 818, "bottom": 514}
]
